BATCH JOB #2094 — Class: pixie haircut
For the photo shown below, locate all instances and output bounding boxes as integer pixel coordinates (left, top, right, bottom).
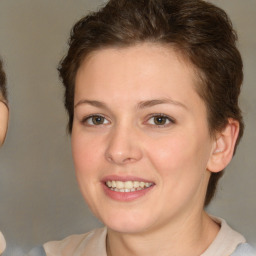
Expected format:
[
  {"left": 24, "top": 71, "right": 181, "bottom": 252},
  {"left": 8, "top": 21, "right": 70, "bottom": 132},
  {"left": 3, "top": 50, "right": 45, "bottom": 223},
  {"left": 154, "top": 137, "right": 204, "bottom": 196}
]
[
  {"left": 0, "top": 59, "right": 7, "bottom": 102},
  {"left": 58, "top": 0, "right": 244, "bottom": 206}
]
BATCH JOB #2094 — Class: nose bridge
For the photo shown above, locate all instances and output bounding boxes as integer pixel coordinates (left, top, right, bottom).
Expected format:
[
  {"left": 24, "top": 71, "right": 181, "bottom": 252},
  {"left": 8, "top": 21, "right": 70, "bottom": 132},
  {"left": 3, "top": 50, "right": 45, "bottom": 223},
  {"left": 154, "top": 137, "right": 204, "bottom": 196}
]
[{"left": 105, "top": 120, "right": 142, "bottom": 165}]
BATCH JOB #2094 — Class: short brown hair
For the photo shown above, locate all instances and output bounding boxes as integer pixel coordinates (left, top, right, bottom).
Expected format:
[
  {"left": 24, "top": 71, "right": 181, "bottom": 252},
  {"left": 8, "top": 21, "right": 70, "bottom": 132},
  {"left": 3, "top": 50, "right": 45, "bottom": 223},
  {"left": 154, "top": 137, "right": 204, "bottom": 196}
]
[
  {"left": 0, "top": 59, "right": 8, "bottom": 102},
  {"left": 58, "top": 0, "right": 244, "bottom": 206}
]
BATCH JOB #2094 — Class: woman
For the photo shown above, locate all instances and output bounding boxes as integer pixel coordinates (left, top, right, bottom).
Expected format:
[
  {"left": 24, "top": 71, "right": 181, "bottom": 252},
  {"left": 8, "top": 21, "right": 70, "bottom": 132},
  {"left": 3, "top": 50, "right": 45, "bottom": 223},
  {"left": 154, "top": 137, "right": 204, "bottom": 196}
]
[
  {"left": 30, "top": 0, "right": 255, "bottom": 255},
  {"left": 0, "top": 59, "right": 9, "bottom": 255}
]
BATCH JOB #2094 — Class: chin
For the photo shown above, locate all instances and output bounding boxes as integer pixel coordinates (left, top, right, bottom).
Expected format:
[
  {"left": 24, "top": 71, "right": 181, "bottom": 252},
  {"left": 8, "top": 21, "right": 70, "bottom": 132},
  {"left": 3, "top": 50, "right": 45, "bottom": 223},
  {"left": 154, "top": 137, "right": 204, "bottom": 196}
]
[
  {"left": 98, "top": 210, "right": 157, "bottom": 234},
  {"left": 107, "top": 221, "right": 150, "bottom": 234}
]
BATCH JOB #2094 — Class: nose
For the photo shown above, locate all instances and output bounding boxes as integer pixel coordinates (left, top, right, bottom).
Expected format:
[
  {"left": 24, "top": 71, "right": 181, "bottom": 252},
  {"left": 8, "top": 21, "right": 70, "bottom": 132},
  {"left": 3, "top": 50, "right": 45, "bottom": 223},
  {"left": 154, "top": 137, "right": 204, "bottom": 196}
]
[{"left": 105, "top": 124, "right": 143, "bottom": 165}]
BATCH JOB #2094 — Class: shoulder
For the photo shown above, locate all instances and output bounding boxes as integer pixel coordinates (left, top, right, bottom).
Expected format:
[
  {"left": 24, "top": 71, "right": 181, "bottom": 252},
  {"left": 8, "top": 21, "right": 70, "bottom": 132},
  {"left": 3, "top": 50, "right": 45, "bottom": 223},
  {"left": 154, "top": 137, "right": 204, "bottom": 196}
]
[
  {"left": 0, "top": 231, "right": 6, "bottom": 255},
  {"left": 26, "top": 227, "right": 107, "bottom": 256},
  {"left": 26, "top": 246, "right": 46, "bottom": 256},
  {"left": 43, "top": 227, "right": 107, "bottom": 256},
  {"left": 231, "top": 243, "right": 256, "bottom": 256},
  {"left": 203, "top": 216, "right": 256, "bottom": 256}
]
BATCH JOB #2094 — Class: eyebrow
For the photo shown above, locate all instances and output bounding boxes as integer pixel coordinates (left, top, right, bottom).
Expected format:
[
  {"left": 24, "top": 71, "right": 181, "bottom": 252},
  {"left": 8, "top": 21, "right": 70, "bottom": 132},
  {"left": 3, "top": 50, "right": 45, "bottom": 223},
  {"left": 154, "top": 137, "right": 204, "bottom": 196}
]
[
  {"left": 137, "top": 98, "right": 187, "bottom": 110},
  {"left": 74, "top": 98, "right": 187, "bottom": 110},
  {"left": 74, "top": 100, "right": 108, "bottom": 109}
]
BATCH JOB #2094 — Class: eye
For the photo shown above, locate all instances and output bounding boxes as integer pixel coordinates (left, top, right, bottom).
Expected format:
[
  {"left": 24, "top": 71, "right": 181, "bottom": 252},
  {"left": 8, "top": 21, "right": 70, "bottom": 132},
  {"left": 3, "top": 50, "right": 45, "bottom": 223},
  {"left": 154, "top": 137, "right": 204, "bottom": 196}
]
[
  {"left": 147, "top": 114, "right": 174, "bottom": 127},
  {"left": 83, "top": 115, "right": 109, "bottom": 126}
]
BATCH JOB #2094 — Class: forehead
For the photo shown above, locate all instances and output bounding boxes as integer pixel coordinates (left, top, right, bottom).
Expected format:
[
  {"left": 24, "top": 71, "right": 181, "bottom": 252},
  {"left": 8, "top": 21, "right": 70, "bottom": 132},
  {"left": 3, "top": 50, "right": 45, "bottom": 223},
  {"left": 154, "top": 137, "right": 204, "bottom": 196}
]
[
  {"left": 75, "top": 43, "right": 200, "bottom": 94},
  {"left": 75, "top": 44, "right": 203, "bottom": 106}
]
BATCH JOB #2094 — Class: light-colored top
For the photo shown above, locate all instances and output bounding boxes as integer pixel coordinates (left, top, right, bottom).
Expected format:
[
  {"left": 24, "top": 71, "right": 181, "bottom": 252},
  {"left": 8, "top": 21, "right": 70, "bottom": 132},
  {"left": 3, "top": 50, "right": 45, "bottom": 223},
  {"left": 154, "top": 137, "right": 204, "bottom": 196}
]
[
  {"left": 41, "top": 217, "right": 255, "bottom": 256},
  {"left": 0, "top": 232, "right": 6, "bottom": 255},
  {"left": 201, "top": 217, "right": 246, "bottom": 256}
]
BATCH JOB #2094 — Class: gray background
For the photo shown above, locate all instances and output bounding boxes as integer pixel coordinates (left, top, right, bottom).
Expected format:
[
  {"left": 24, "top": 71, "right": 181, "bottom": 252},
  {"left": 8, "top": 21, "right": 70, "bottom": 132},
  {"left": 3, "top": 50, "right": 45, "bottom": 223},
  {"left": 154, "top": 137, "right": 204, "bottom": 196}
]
[{"left": 0, "top": 0, "right": 255, "bottom": 255}]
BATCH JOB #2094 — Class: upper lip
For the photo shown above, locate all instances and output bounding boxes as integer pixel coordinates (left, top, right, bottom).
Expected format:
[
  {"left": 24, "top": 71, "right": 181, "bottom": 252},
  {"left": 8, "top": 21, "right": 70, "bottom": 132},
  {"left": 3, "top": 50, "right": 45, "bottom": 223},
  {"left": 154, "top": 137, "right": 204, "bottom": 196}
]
[{"left": 101, "top": 175, "right": 155, "bottom": 184}]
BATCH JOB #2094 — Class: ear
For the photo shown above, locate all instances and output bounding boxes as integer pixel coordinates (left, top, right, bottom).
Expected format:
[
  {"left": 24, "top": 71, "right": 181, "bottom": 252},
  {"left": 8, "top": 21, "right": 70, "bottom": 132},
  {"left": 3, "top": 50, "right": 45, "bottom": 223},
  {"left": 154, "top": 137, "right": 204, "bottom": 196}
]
[
  {"left": 0, "top": 101, "right": 9, "bottom": 146},
  {"left": 207, "top": 118, "right": 240, "bottom": 173}
]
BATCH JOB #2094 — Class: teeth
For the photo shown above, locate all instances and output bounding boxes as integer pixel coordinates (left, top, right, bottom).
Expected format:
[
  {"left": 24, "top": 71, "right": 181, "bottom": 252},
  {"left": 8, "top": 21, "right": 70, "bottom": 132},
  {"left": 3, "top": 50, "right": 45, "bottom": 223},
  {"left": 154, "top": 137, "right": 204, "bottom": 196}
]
[
  {"left": 116, "top": 181, "right": 124, "bottom": 189},
  {"left": 145, "top": 183, "right": 151, "bottom": 188},
  {"left": 134, "top": 181, "right": 140, "bottom": 188},
  {"left": 105, "top": 180, "right": 153, "bottom": 192},
  {"left": 125, "top": 181, "right": 133, "bottom": 189}
]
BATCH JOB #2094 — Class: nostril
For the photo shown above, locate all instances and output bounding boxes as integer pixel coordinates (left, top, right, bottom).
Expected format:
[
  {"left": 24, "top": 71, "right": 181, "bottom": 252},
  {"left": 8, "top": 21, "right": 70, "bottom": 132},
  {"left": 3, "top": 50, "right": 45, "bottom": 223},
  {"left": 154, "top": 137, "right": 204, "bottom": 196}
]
[
  {"left": 123, "top": 157, "right": 134, "bottom": 163},
  {"left": 107, "top": 155, "right": 113, "bottom": 162},
  {"left": 105, "top": 150, "right": 140, "bottom": 165}
]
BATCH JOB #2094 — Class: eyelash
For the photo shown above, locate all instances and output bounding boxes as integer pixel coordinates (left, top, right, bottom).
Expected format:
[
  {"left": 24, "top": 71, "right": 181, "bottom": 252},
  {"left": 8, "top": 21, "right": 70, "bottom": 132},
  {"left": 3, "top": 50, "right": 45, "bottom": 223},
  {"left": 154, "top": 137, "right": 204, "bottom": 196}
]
[
  {"left": 81, "top": 114, "right": 110, "bottom": 126},
  {"left": 145, "top": 113, "right": 175, "bottom": 128},
  {"left": 81, "top": 113, "right": 175, "bottom": 127}
]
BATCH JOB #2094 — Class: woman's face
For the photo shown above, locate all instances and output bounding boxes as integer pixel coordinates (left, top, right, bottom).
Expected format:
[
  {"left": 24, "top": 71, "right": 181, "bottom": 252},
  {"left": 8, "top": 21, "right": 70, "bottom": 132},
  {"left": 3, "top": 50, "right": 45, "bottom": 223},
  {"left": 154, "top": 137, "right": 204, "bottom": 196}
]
[{"left": 72, "top": 44, "right": 215, "bottom": 234}]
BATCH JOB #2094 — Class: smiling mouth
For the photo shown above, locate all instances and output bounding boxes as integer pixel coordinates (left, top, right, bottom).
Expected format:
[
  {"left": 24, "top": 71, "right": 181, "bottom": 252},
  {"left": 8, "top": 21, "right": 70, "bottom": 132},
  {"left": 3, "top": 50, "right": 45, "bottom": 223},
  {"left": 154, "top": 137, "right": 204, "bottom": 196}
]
[{"left": 105, "top": 180, "right": 154, "bottom": 192}]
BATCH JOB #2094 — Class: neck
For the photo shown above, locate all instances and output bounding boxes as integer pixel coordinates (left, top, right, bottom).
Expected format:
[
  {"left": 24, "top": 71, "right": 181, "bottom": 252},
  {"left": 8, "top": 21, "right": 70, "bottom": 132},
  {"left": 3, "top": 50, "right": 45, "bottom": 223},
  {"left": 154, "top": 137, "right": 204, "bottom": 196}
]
[{"left": 106, "top": 211, "right": 219, "bottom": 256}]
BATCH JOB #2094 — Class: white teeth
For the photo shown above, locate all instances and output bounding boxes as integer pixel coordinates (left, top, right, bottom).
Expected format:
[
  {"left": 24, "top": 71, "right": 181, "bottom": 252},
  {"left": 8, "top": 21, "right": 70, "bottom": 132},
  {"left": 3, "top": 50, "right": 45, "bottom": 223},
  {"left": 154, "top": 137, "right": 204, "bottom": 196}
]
[
  {"left": 145, "top": 183, "right": 151, "bottom": 188},
  {"left": 105, "top": 180, "right": 153, "bottom": 192},
  {"left": 124, "top": 181, "right": 133, "bottom": 189},
  {"left": 134, "top": 181, "right": 140, "bottom": 188},
  {"left": 116, "top": 181, "right": 124, "bottom": 189}
]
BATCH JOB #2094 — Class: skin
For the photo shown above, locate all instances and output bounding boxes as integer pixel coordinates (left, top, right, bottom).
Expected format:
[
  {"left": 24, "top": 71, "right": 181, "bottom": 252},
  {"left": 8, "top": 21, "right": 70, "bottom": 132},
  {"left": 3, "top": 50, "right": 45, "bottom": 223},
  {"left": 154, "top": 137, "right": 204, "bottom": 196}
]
[
  {"left": 0, "top": 98, "right": 8, "bottom": 146},
  {"left": 72, "top": 43, "right": 239, "bottom": 256},
  {"left": 0, "top": 94, "right": 8, "bottom": 254}
]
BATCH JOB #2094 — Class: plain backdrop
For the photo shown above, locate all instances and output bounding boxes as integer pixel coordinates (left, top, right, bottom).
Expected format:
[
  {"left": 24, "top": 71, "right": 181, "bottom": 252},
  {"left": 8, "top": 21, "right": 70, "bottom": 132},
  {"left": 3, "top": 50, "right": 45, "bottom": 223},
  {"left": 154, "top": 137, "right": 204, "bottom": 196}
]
[{"left": 0, "top": 0, "right": 255, "bottom": 255}]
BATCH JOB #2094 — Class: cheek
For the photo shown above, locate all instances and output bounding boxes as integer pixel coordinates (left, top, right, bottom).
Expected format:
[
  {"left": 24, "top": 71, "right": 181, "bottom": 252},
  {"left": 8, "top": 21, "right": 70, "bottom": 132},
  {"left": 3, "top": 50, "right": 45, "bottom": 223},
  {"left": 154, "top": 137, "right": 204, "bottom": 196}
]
[
  {"left": 148, "top": 135, "right": 190, "bottom": 167},
  {"left": 71, "top": 131, "right": 105, "bottom": 209},
  {"left": 147, "top": 131, "right": 211, "bottom": 178},
  {"left": 71, "top": 131, "right": 104, "bottom": 177},
  {"left": 149, "top": 133, "right": 211, "bottom": 207}
]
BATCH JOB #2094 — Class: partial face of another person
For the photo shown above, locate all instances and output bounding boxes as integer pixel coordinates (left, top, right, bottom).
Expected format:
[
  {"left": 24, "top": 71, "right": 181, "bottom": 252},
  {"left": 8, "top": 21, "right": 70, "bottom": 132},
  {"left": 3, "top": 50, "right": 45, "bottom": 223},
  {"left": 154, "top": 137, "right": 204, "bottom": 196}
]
[
  {"left": 0, "top": 62, "right": 8, "bottom": 254},
  {"left": 0, "top": 97, "right": 8, "bottom": 146},
  {"left": 72, "top": 44, "right": 217, "bottom": 234}
]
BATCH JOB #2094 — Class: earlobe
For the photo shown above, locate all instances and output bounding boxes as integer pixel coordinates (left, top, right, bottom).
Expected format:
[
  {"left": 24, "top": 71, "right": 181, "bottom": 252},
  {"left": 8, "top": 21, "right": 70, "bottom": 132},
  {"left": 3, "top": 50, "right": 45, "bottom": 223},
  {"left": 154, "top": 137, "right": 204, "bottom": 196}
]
[
  {"left": 207, "top": 118, "right": 240, "bottom": 173},
  {"left": 0, "top": 101, "right": 9, "bottom": 146}
]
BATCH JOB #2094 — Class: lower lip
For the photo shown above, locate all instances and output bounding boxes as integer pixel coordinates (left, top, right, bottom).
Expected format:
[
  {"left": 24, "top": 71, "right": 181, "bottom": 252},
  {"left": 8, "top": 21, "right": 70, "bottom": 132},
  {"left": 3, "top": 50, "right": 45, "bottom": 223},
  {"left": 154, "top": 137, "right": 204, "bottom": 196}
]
[{"left": 102, "top": 184, "right": 154, "bottom": 201}]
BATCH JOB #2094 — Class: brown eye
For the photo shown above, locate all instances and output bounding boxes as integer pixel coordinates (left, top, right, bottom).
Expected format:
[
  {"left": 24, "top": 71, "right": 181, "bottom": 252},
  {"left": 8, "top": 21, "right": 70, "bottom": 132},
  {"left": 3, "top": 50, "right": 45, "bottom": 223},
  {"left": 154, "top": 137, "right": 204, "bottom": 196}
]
[
  {"left": 92, "top": 116, "right": 105, "bottom": 125},
  {"left": 84, "top": 115, "right": 109, "bottom": 125},
  {"left": 147, "top": 114, "right": 174, "bottom": 127},
  {"left": 153, "top": 116, "right": 168, "bottom": 125}
]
